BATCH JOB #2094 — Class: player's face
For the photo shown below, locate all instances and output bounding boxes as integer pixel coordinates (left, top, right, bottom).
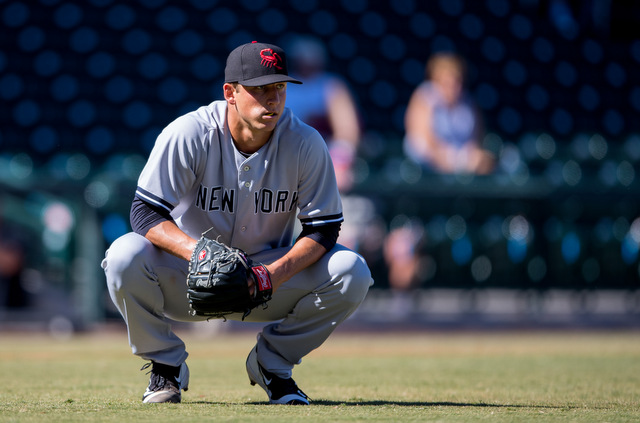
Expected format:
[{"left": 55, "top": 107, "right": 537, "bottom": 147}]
[{"left": 227, "top": 82, "right": 287, "bottom": 132}]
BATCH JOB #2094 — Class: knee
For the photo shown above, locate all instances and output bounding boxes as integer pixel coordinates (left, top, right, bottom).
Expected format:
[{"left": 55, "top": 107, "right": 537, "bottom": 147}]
[
  {"left": 330, "top": 248, "right": 373, "bottom": 303},
  {"left": 102, "top": 232, "right": 151, "bottom": 293}
]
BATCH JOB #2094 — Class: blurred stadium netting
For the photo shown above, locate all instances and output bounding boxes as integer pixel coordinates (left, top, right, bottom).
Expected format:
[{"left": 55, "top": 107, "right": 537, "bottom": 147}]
[{"left": 1, "top": 0, "right": 640, "bottom": 330}]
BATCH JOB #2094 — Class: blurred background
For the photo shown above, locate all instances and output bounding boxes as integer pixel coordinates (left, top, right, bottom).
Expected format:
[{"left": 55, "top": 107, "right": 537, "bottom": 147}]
[{"left": 1, "top": 0, "right": 640, "bottom": 335}]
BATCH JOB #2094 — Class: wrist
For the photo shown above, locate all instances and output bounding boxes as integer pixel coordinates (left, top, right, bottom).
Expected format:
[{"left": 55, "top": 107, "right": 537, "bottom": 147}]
[
  {"left": 263, "top": 263, "right": 285, "bottom": 292},
  {"left": 250, "top": 264, "right": 273, "bottom": 296}
]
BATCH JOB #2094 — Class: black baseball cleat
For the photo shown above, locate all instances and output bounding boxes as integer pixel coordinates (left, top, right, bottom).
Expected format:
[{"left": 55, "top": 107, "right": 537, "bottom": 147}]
[
  {"left": 141, "top": 361, "right": 189, "bottom": 403},
  {"left": 246, "top": 346, "right": 310, "bottom": 405}
]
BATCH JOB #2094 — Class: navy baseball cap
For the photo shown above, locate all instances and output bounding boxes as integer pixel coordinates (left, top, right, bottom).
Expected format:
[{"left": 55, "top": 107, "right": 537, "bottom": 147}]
[{"left": 224, "top": 41, "right": 302, "bottom": 86}]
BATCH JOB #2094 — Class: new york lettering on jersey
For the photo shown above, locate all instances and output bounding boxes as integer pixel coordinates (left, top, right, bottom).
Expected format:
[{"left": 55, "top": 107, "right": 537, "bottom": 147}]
[
  {"left": 195, "top": 185, "right": 235, "bottom": 213},
  {"left": 254, "top": 189, "right": 298, "bottom": 214},
  {"left": 194, "top": 185, "right": 298, "bottom": 215}
]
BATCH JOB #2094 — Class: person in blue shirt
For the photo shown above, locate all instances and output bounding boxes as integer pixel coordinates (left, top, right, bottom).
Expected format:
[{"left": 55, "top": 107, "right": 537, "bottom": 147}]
[{"left": 285, "top": 36, "right": 361, "bottom": 193}]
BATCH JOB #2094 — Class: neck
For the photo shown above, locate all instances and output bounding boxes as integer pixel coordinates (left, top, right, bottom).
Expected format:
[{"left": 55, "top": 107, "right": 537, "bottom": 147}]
[
  {"left": 227, "top": 114, "right": 273, "bottom": 155},
  {"left": 231, "top": 128, "right": 272, "bottom": 155}
]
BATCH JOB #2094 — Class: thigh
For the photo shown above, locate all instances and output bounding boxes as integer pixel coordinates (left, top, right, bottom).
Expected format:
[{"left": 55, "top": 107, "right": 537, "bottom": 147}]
[
  {"left": 157, "top": 254, "right": 209, "bottom": 322},
  {"left": 130, "top": 237, "right": 207, "bottom": 323}
]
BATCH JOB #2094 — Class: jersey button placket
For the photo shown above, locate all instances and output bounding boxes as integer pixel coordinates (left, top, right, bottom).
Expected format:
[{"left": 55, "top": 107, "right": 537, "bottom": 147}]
[
  {"left": 234, "top": 162, "right": 252, "bottom": 245},
  {"left": 240, "top": 163, "right": 252, "bottom": 190}
]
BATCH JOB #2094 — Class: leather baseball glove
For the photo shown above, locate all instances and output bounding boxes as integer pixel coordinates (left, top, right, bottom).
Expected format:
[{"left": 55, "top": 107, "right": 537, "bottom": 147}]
[{"left": 186, "top": 235, "right": 272, "bottom": 320}]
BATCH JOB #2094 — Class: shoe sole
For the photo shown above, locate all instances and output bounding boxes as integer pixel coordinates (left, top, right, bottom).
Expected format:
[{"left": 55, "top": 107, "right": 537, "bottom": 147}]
[{"left": 142, "top": 390, "right": 181, "bottom": 403}]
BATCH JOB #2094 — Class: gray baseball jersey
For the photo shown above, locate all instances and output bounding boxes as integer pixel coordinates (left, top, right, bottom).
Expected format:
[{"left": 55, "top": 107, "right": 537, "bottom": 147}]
[{"left": 135, "top": 100, "right": 343, "bottom": 255}]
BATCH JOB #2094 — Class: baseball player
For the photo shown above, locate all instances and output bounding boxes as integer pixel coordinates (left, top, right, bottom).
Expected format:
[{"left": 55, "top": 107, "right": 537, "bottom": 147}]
[{"left": 102, "top": 41, "right": 373, "bottom": 405}]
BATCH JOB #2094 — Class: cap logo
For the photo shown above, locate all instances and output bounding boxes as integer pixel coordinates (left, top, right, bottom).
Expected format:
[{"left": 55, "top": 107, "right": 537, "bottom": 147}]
[{"left": 260, "top": 48, "right": 283, "bottom": 70}]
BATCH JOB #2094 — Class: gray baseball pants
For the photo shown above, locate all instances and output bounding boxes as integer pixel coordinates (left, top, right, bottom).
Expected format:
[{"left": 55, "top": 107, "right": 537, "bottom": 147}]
[{"left": 102, "top": 232, "right": 373, "bottom": 378}]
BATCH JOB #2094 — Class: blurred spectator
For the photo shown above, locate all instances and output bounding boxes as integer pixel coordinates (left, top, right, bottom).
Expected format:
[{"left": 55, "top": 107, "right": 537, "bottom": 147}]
[
  {"left": 403, "top": 52, "right": 495, "bottom": 175},
  {"left": 382, "top": 218, "right": 432, "bottom": 318},
  {"left": 285, "top": 36, "right": 387, "bottom": 277},
  {"left": 285, "top": 35, "right": 382, "bottom": 252},
  {"left": 285, "top": 35, "right": 362, "bottom": 193},
  {"left": 384, "top": 53, "right": 495, "bottom": 310},
  {"left": 383, "top": 220, "right": 424, "bottom": 292},
  {"left": 0, "top": 218, "right": 28, "bottom": 309}
]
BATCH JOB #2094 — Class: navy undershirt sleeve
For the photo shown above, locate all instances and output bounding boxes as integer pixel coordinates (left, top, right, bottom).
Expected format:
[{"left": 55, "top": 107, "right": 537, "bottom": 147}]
[
  {"left": 130, "top": 195, "right": 174, "bottom": 236},
  {"left": 296, "top": 221, "right": 341, "bottom": 252}
]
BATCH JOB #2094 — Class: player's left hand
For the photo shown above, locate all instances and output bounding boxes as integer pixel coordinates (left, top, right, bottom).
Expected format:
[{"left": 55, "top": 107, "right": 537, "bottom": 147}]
[{"left": 186, "top": 235, "right": 272, "bottom": 319}]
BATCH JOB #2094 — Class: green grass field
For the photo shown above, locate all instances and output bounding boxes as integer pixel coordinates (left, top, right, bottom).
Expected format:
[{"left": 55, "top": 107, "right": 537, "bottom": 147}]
[{"left": 1, "top": 326, "right": 639, "bottom": 422}]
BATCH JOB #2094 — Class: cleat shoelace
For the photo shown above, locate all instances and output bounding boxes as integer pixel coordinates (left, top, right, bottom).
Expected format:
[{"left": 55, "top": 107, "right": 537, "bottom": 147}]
[{"left": 141, "top": 362, "right": 178, "bottom": 392}]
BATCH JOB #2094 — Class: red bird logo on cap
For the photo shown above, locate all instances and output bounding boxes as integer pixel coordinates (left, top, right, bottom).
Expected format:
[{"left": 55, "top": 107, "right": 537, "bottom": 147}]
[{"left": 260, "top": 48, "right": 283, "bottom": 70}]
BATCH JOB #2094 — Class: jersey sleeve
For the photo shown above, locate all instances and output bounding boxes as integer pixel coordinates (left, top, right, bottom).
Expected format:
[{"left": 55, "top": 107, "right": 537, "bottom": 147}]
[
  {"left": 295, "top": 126, "right": 344, "bottom": 231},
  {"left": 135, "top": 114, "right": 209, "bottom": 214}
]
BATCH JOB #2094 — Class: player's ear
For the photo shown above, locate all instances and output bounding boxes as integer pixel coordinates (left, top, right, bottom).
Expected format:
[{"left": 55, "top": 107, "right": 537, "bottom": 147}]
[{"left": 223, "top": 83, "right": 237, "bottom": 104}]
